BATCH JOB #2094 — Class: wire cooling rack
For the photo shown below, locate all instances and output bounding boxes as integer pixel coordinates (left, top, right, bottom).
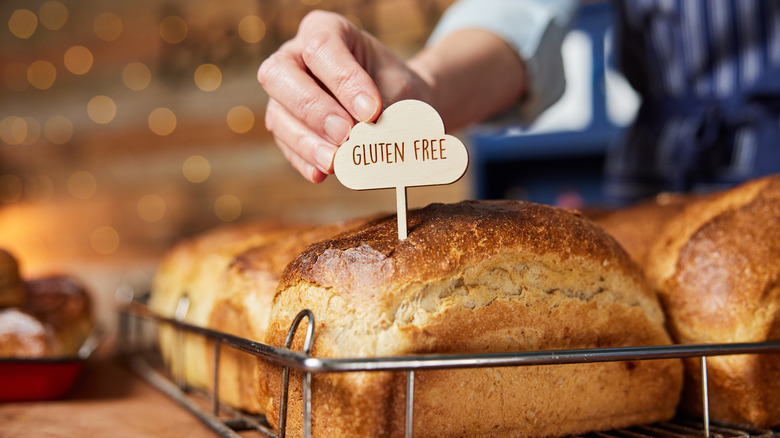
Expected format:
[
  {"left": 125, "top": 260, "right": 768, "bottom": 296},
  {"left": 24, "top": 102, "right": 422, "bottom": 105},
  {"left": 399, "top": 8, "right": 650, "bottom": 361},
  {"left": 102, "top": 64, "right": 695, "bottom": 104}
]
[{"left": 117, "top": 295, "right": 780, "bottom": 438}]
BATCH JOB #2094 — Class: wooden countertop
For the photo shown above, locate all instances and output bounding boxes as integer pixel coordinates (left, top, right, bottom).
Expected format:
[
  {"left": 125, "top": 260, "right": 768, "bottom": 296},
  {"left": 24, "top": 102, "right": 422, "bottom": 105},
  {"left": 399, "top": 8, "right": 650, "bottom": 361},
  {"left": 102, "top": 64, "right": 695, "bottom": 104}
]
[{"left": 0, "top": 357, "right": 264, "bottom": 438}]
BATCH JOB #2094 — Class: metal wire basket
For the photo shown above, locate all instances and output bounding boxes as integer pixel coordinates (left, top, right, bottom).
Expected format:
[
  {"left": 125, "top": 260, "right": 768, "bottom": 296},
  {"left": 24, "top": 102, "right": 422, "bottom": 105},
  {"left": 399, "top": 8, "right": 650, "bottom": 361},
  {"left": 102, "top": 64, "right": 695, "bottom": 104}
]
[{"left": 118, "top": 294, "right": 780, "bottom": 438}]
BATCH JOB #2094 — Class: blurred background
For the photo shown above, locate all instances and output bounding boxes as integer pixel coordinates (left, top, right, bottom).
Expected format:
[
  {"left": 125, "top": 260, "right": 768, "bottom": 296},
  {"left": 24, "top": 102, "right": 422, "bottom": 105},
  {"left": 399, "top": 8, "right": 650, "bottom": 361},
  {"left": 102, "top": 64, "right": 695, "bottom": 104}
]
[
  {"left": 1, "top": 0, "right": 638, "bottom": 328},
  {"left": 0, "top": 0, "right": 460, "bottom": 275}
]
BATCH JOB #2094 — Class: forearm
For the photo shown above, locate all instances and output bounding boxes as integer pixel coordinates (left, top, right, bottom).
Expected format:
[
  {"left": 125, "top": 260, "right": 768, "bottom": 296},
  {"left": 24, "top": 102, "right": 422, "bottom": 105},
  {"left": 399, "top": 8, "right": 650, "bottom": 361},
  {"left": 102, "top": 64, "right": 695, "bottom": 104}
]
[{"left": 408, "top": 29, "right": 527, "bottom": 131}]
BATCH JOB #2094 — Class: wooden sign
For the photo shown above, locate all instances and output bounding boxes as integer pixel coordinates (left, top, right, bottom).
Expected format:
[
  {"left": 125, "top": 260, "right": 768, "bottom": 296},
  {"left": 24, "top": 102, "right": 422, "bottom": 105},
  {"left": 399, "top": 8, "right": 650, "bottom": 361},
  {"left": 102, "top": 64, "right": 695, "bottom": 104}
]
[{"left": 334, "top": 99, "right": 469, "bottom": 240}]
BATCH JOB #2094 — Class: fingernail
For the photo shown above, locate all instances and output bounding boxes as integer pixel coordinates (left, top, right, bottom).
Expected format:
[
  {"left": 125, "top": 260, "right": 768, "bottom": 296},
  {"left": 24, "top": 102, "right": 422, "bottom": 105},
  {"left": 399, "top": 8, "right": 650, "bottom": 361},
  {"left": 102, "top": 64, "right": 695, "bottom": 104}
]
[
  {"left": 324, "top": 115, "right": 350, "bottom": 144},
  {"left": 353, "top": 94, "right": 378, "bottom": 122},
  {"left": 314, "top": 144, "right": 336, "bottom": 172}
]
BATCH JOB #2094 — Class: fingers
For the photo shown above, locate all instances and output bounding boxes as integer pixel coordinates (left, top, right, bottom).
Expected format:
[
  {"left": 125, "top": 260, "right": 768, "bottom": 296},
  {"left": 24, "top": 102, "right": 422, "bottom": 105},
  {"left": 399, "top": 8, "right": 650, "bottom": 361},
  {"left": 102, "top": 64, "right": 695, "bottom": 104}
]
[
  {"left": 300, "top": 30, "right": 380, "bottom": 122},
  {"left": 265, "top": 98, "right": 338, "bottom": 183},
  {"left": 258, "top": 45, "right": 353, "bottom": 145},
  {"left": 257, "top": 10, "right": 385, "bottom": 183}
]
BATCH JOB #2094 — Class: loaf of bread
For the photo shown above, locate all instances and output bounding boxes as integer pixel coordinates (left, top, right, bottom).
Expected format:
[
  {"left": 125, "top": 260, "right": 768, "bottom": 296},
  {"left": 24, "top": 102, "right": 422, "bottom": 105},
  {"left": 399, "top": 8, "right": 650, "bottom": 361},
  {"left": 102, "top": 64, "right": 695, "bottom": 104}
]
[
  {"left": 261, "top": 200, "right": 683, "bottom": 437},
  {"left": 150, "top": 218, "right": 369, "bottom": 412},
  {"left": 645, "top": 174, "right": 780, "bottom": 428},
  {"left": 206, "top": 219, "right": 370, "bottom": 412},
  {"left": 149, "top": 221, "right": 306, "bottom": 398},
  {"left": 589, "top": 193, "right": 694, "bottom": 266}
]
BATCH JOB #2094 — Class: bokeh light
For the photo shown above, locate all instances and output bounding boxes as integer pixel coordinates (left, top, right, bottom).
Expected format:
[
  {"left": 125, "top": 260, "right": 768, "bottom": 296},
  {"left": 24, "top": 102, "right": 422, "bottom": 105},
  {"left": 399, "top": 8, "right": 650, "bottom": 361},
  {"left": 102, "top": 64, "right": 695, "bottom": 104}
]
[
  {"left": 27, "top": 60, "right": 57, "bottom": 90},
  {"left": 122, "top": 62, "right": 151, "bottom": 91},
  {"left": 20, "top": 117, "right": 41, "bottom": 145},
  {"left": 4, "top": 63, "right": 29, "bottom": 91},
  {"left": 90, "top": 226, "right": 120, "bottom": 255},
  {"left": 39, "top": 1, "right": 68, "bottom": 31},
  {"left": 137, "top": 194, "right": 166, "bottom": 222},
  {"left": 159, "top": 16, "right": 188, "bottom": 44},
  {"left": 67, "top": 170, "right": 97, "bottom": 199},
  {"left": 0, "top": 116, "right": 27, "bottom": 145},
  {"left": 87, "top": 95, "right": 117, "bottom": 124},
  {"left": 148, "top": 107, "right": 177, "bottom": 136},
  {"left": 0, "top": 174, "right": 23, "bottom": 203},
  {"left": 44, "top": 115, "right": 74, "bottom": 144},
  {"left": 9, "top": 9, "right": 38, "bottom": 39},
  {"left": 64, "top": 45, "right": 93, "bottom": 75},
  {"left": 226, "top": 106, "right": 254, "bottom": 133},
  {"left": 182, "top": 155, "right": 210, "bottom": 183},
  {"left": 94, "top": 12, "right": 122, "bottom": 42},
  {"left": 214, "top": 194, "right": 242, "bottom": 222},
  {"left": 194, "top": 64, "right": 222, "bottom": 91},
  {"left": 238, "top": 15, "right": 265, "bottom": 43}
]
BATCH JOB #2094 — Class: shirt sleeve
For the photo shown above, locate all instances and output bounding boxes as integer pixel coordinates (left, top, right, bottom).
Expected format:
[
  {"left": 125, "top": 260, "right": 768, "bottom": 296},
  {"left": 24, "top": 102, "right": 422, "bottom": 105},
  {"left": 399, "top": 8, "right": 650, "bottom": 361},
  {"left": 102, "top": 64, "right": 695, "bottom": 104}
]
[{"left": 428, "top": 0, "right": 578, "bottom": 123}]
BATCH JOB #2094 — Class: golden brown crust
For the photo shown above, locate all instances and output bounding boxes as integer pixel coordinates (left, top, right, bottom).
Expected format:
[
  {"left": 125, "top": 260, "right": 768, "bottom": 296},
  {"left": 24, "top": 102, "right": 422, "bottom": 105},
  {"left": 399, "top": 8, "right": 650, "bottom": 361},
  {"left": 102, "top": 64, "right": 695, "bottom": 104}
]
[
  {"left": 646, "top": 174, "right": 780, "bottom": 427},
  {"left": 263, "top": 200, "right": 682, "bottom": 437},
  {"left": 206, "top": 218, "right": 371, "bottom": 412},
  {"left": 149, "top": 220, "right": 306, "bottom": 396},
  {"left": 591, "top": 193, "right": 695, "bottom": 266}
]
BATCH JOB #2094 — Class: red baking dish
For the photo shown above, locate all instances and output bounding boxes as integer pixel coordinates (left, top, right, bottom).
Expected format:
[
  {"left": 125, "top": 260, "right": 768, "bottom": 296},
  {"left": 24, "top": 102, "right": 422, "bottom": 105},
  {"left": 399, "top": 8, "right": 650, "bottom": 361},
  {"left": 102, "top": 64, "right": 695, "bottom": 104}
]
[
  {"left": 0, "top": 326, "right": 102, "bottom": 402},
  {"left": 0, "top": 358, "right": 84, "bottom": 402}
]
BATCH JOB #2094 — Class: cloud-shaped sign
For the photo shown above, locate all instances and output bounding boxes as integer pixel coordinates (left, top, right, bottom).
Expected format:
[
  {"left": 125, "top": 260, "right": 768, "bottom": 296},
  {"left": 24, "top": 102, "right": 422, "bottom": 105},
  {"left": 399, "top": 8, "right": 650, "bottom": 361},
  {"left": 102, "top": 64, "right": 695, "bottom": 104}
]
[{"left": 334, "top": 99, "right": 469, "bottom": 190}]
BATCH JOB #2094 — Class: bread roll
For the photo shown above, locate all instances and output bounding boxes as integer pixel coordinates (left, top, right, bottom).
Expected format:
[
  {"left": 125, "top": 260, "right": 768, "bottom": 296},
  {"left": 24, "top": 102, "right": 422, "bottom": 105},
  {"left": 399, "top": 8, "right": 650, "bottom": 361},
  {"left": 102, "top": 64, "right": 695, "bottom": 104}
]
[
  {"left": 261, "top": 200, "right": 683, "bottom": 437},
  {"left": 0, "top": 249, "right": 26, "bottom": 308},
  {"left": 0, "top": 308, "right": 61, "bottom": 358},
  {"left": 25, "top": 276, "right": 93, "bottom": 356},
  {"left": 0, "top": 275, "right": 93, "bottom": 358},
  {"left": 646, "top": 175, "right": 780, "bottom": 427}
]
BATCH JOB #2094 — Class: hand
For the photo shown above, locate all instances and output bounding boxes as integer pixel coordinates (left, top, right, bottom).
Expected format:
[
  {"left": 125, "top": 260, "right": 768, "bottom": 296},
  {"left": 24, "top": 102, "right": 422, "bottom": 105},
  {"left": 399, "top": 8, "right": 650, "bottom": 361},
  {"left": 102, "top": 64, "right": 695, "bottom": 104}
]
[{"left": 258, "top": 10, "right": 433, "bottom": 183}]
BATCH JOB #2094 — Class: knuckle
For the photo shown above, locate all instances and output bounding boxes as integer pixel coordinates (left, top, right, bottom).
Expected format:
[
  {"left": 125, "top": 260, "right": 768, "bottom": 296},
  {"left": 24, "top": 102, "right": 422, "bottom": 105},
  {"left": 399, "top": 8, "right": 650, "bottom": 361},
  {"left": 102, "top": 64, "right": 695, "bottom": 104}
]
[
  {"left": 294, "top": 89, "right": 321, "bottom": 120},
  {"left": 257, "top": 54, "right": 280, "bottom": 86},
  {"left": 332, "top": 67, "right": 363, "bottom": 94}
]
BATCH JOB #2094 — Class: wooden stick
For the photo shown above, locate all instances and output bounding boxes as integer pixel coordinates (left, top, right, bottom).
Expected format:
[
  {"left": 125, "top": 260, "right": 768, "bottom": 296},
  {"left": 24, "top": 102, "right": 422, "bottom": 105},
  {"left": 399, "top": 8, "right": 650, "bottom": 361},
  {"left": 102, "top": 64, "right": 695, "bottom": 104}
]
[{"left": 396, "top": 186, "right": 408, "bottom": 240}]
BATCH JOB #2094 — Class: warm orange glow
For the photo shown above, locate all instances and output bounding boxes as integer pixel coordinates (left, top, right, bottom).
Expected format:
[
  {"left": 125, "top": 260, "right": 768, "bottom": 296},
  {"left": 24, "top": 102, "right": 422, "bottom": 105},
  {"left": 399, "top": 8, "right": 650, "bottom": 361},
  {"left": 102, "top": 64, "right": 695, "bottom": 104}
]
[
  {"left": 159, "top": 16, "right": 188, "bottom": 44},
  {"left": 44, "top": 115, "right": 73, "bottom": 144},
  {"left": 67, "top": 170, "right": 97, "bottom": 199},
  {"left": 87, "top": 95, "right": 117, "bottom": 124},
  {"left": 39, "top": 1, "right": 68, "bottom": 31},
  {"left": 122, "top": 62, "right": 151, "bottom": 91},
  {"left": 182, "top": 155, "right": 210, "bottom": 183},
  {"left": 300, "top": 0, "right": 322, "bottom": 6},
  {"left": 214, "top": 194, "right": 242, "bottom": 222},
  {"left": 226, "top": 106, "right": 254, "bottom": 133},
  {"left": 9, "top": 9, "right": 37, "bottom": 39},
  {"left": 90, "top": 226, "right": 119, "bottom": 255},
  {"left": 64, "top": 45, "right": 93, "bottom": 75},
  {"left": 238, "top": 15, "right": 265, "bottom": 44},
  {"left": 194, "top": 64, "right": 222, "bottom": 92},
  {"left": 148, "top": 107, "right": 176, "bottom": 136},
  {"left": 94, "top": 12, "right": 122, "bottom": 42},
  {"left": 27, "top": 60, "right": 56, "bottom": 90},
  {"left": 137, "top": 194, "right": 166, "bottom": 222}
]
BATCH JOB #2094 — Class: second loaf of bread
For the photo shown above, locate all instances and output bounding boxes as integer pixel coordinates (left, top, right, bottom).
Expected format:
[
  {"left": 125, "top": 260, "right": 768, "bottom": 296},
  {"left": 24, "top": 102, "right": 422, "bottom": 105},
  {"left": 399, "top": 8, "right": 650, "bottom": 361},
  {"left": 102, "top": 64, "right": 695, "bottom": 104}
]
[{"left": 261, "top": 200, "right": 683, "bottom": 437}]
